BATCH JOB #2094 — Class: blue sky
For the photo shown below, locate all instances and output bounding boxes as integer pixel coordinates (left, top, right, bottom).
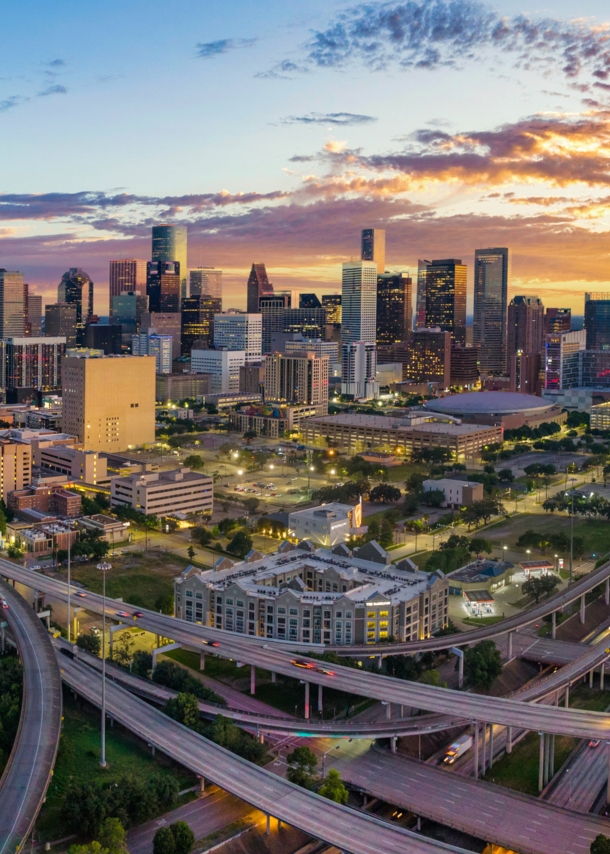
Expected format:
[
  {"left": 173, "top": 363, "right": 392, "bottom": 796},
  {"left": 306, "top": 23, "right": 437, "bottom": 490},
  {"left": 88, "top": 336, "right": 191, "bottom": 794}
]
[{"left": 3, "top": 0, "right": 610, "bottom": 312}]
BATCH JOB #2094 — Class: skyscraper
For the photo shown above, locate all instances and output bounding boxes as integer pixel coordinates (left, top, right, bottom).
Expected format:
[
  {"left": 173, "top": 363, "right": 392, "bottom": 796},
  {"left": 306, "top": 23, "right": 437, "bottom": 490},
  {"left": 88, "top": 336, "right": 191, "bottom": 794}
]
[
  {"left": 585, "top": 294, "right": 610, "bottom": 350},
  {"left": 111, "top": 291, "right": 149, "bottom": 336},
  {"left": 415, "top": 260, "right": 429, "bottom": 328},
  {"left": 424, "top": 259, "right": 467, "bottom": 346},
  {"left": 545, "top": 308, "right": 571, "bottom": 335},
  {"left": 264, "top": 351, "right": 329, "bottom": 413},
  {"left": 132, "top": 334, "right": 173, "bottom": 374},
  {"left": 140, "top": 311, "right": 182, "bottom": 360},
  {"left": 180, "top": 295, "right": 222, "bottom": 355},
  {"left": 545, "top": 330, "right": 586, "bottom": 390},
  {"left": 361, "top": 228, "right": 386, "bottom": 274},
  {"left": 213, "top": 313, "right": 262, "bottom": 364},
  {"left": 473, "top": 248, "right": 509, "bottom": 375},
  {"left": 109, "top": 259, "right": 147, "bottom": 305},
  {"left": 45, "top": 304, "right": 77, "bottom": 345},
  {"left": 152, "top": 225, "right": 187, "bottom": 301},
  {"left": 341, "top": 261, "right": 378, "bottom": 398},
  {"left": 146, "top": 261, "right": 181, "bottom": 314},
  {"left": 0, "top": 270, "right": 25, "bottom": 339},
  {"left": 189, "top": 267, "right": 222, "bottom": 302},
  {"left": 5, "top": 337, "right": 65, "bottom": 392},
  {"left": 247, "top": 263, "right": 274, "bottom": 313},
  {"left": 376, "top": 272, "right": 412, "bottom": 345},
  {"left": 24, "top": 284, "right": 42, "bottom": 336},
  {"left": 260, "top": 292, "right": 291, "bottom": 355},
  {"left": 58, "top": 268, "right": 94, "bottom": 328},
  {"left": 322, "top": 294, "right": 341, "bottom": 324},
  {"left": 507, "top": 295, "right": 545, "bottom": 395}
]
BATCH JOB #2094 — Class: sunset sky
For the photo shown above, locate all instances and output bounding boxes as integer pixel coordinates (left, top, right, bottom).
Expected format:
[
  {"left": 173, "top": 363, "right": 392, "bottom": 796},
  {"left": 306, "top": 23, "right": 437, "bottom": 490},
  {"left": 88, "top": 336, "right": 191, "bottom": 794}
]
[{"left": 3, "top": 0, "right": 610, "bottom": 315}]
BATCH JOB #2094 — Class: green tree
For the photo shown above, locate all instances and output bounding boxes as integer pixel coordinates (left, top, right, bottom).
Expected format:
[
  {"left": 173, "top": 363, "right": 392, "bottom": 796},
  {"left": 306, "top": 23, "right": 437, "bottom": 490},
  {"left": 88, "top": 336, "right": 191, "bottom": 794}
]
[
  {"left": 592, "top": 835, "right": 610, "bottom": 854},
  {"left": 153, "top": 827, "right": 176, "bottom": 854},
  {"left": 183, "top": 454, "right": 204, "bottom": 470},
  {"left": 68, "top": 843, "right": 108, "bottom": 854},
  {"left": 421, "top": 488, "right": 445, "bottom": 508},
  {"left": 464, "top": 640, "right": 502, "bottom": 689},
  {"left": 469, "top": 537, "right": 493, "bottom": 555},
  {"left": 319, "top": 768, "right": 349, "bottom": 805},
  {"left": 286, "top": 746, "right": 318, "bottom": 788},
  {"left": 165, "top": 693, "right": 201, "bottom": 728},
  {"left": 522, "top": 574, "right": 560, "bottom": 604},
  {"left": 98, "top": 818, "right": 128, "bottom": 854},
  {"left": 169, "top": 821, "right": 195, "bottom": 854},
  {"left": 243, "top": 497, "right": 260, "bottom": 514},
  {"left": 378, "top": 518, "right": 394, "bottom": 549},
  {"left": 226, "top": 530, "right": 253, "bottom": 558},
  {"left": 112, "top": 630, "right": 135, "bottom": 667},
  {"left": 132, "top": 649, "right": 152, "bottom": 678},
  {"left": 369, "top": 484, "right": 401, "bottom": 503},
  {"left": 418, "top": 669, "right": 442, "bottom": 686},
  {"left": 154, "top": 592, "right": 174, "bottom": 614},
  {"left": 76, "top": 631, "right": 101, "bottom": 656},
  {"left": 191, "top": 526, "right": 213, "bottom": 547},
  {"left": 243, "top": 430, "right": 257, "bottom": 443},
  {"left": 187, "top": 545, "right": 195, "bottom": 560}
]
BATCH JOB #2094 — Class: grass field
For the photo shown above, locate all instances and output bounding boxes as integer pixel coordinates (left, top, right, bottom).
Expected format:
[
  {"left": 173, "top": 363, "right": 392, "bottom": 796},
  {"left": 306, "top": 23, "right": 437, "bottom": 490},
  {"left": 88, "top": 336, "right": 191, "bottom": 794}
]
[
  {"left": 36, "top": 692, "right": 196, "bottom": 842},
  {"left": 484, "top": 514, "right": 610, "bottom": 559},
  {"left": 482, "top": 687, "right": 609, "bottom": 795},
  {"left": 462, "top": 616, "right": 505, "bottom": 627}
]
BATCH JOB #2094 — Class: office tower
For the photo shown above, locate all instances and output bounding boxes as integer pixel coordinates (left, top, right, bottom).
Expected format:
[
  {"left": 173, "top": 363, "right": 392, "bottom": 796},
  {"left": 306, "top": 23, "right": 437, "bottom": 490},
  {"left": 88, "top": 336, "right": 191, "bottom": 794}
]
[
  {"left": 450, "top": 345, "right": 479, "bottom": 389},
  {"left": 132, "top": 333, "right": 173, "bottom": 374},
  {"left": 152, "top": 225, "right": 187, "bottom": 300},
  {"left": 239, "top": 363, "right": 264, "bottom": 394},
  {"left": 282, "top": 308, "right": 327, "bottom": 342},
  {"left": 181, "top": 295, "right": 221, "bottom": 356},
  {"left": 5, "top": 337, "right": 66, "bottom": 393},
  {"left": 84, "top": 324, "right": 123, "bottom": 355},
  {"left": 424, "top": 259, "right": 467, "bottom": 345},
  {"left": 111, "top": 291, "right": 148, "bottom": 336},
  {"left": 191, "top": 349, "right": 245, "bottom": 393},
  {"left": 403, "top": 328, "right": 451, "bottom": 387},
  {"left": 0, "top": 269, "right": 25, "bottom": 338},
  {"left": 545, "top": 307, "right": 571, "bottom": 335},
  {"left": 260, "top": 292, "right": 291, "bottom": 355},
  {"left": 299, "top": 293, "right": 322, "bottom": 309},
  {"left": 45, "top": 304, "right": 77, "bottom": 346},
  {"left": 24, "top": 285, "right": 42, "bottom": 336},
  {"left": 247, "top": 263, "right": 274, "bottom": 313},
  {"left": 62, "top": 352, "right": 156, "bottom": 452},
  {"left": 376, "top": 272, "right": 413, "bottom": 345},
  {"left": 361, "top": 228, "right": 386, "bottom": 274},
  {"left": 264, "top": 351, "right": 329, "bottom": 413},
  {"left": 189, "top": 267, "right": 222, "bottom": 301},
  {"left": 322, "top": 294, "right": 341, "bottom": 324},
  {"left": 58, "top": 268, "right": 94, "bottom": 324},
  {"left": 585, "top": 293, "right": 610, "bottom": 350},
  {"left": 415, "top": 260, "right": 429, "bottom": 328},
  {"left": 140, "top": 311, "right": 182, "bottom": 360},
  {"left": 284, "top": 337, "right": 339, "bottom": 363},
  {"left": 507, "top": 295, "right": 545, "bottom": 394},
  {"left": 109, "top": 259, "right": 147, "bottom": 307},
  {"left": 341, "top": 261, "right": 377, "bottom": 345},
  {"left": 341, "top": 341, "right": 378, "bottom": 399},
  {"left": 0, "top": 439, "right": 31, "bottom": 501},
  {"left": 146, "top": 260, "right": 180, "bottom": 314},
  {"left": 213, "top": 313, "right": 262, "bottom": 363},
  {"left": 545, "top": 330, "right": 586, "bottom": 390},
  {"left": 473, "top": 248, "right": 509, "bottom": 375}
]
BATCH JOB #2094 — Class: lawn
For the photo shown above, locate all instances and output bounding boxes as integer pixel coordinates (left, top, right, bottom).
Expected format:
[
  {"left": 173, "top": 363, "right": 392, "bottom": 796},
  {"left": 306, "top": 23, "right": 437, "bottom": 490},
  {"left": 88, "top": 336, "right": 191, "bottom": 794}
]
[
  {"left": 484, "top": 514, "right": 610, "bottom": 560},
  {"left": 164, "top": 647, "right": 268, "bottom": 682},
  {"left": 482, "top": 687, "right": 610, "bottom": 796},
  {"left": 462, "top": 616, "right": 505, "bottom": 627},
  {"left": 36, "top": 691, "right": 196, "bottom": 842}
]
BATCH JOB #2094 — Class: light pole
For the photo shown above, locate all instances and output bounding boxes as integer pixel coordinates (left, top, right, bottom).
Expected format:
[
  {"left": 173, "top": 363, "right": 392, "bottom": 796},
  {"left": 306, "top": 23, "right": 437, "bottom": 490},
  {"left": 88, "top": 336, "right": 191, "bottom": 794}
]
[
  {"left": 307, "top": 466, "right": 314, "bottom": 495},
  {"left": 98, "top": 561, "right": 112, "bottom": 768},
  {"left": 568, "top": 477, "right": 577, "bottom": 584},
  {"left": 322, "top": 743, "right": 341, "bottom": 777}
]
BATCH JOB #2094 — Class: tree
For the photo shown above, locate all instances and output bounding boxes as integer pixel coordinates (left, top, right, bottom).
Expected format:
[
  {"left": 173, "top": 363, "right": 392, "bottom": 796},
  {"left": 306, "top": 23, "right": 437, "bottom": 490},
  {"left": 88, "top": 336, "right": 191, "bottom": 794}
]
[
  {"left": 369, "top": 484, "right": 401, "bottom": 503},
  {"left": 183, "top": 454, "right": 204, "bottom": 470},
  {"left": 76, "top": 631, "right": 101, "bottom": 656},
  {"left": 469, "top": 537, "right": 493, "bottom": 555},
  {"left": 379, "top": 519, "right": 394, "bottom": 549},
  {"left": 154, "top": 592, "right": 174, "bottom": 614},
  {"left": 165, "top": 693, "right": 201, "bottom": 728},
  {"left": 286, "top": 746, "right": 318, "bottom": 788},
  {"left": 591, "top": 835, "right": 610, "bottom": 854},
  {"left": 319, "top": 768, "right": 349, "bottom": 805},
  {"left": 243, "top": 497, "right": 260, "bottom": 514},
  {"left": 421, "top": 488, "right": 445, "bottom": 508},
  {"left": 464, "top": 640, "right": 502, "bottom": 689},
  {"left": 68, "top": 844, "right": 108, "bottom": 854},
  {"left": 169, "top": 822, "right": 195, "bottom": 854},
  {"left": 98, "top": 818, "right": 128, "bottom": 854},
  {"left": 497, "top": 468, "right": 515, "bottom": 483},
  {"left": 153, "top": 827, "right": 176, "bottom": 854},
  {"left": 192, "top": 526, "right": 213, "bottom": 547},
  {"left": 187, "top": 545, "right": 195, "bottom": 560},
  {"left": 132, "top": 649, "right": 152, "bottom": 678},
  {"left": 243, "top": 430, "right": 257, "bottom": 443},
  {"left": 112, "top": 630, "right": 135, "bottom": 668},
  {"left": 226, "top": 530, "right": 253, "bottom": 558},
  {"left": 522, "top": 574, "right": 560, "bottom": 604},
  {"left": 418, "top": 669, "right": 441, "bottom": 686}
]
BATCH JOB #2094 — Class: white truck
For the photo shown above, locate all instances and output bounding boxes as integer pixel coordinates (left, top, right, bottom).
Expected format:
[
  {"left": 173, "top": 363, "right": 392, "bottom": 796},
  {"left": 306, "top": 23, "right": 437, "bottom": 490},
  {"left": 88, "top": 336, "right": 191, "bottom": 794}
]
[{"left": 443, "top": 734, "right": 473, "bottom": 765}]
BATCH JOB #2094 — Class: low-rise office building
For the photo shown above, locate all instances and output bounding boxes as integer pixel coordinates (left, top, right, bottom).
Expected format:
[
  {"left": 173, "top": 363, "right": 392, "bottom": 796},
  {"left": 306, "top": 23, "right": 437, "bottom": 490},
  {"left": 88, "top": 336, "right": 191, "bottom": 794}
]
[
  {"left": 11, "top": 521, "right": 77, "bottom": 555},
  {"left": 287, "top": 502, "right": 363, "bottom": 547},
  {"left": 38, "top": 445, "right": 107, "bottom": 484},
  {"left": 8, "top": 483, "right": 82, "bottom": 517},
  {"left": 229, "top": 402, "right": 320, "bottom": 438},
  {"left": 79, "top": 514, "right": 130, "bottom": 544},
  {"left": 447, "top": 559, "right": 514, "bottom": 597},
  {"left": 156, "top": 372, "right": 211, "bottom": 403},
  {"left": 174, "top": 541, "right": 449, "bottom": 644},
  {"left": 110, "top": 467, "right": 213, "bottom": 516},
  {"left": 422, "top": 478, "right": 484, "bottom": 508}
]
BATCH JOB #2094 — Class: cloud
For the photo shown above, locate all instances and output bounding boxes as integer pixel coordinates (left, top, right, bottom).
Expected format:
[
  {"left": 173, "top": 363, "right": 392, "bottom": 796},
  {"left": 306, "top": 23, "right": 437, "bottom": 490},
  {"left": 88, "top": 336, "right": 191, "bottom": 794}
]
[
  {"left": 195, "top": 38, "right": 257, "bottom": 59},
  {"left": 0, "top": 96, "right": 24, "bottom": 112},
  {"left": 289, "top": 154, "right": 315, "bottom": 162},
  {"left": 271, "top": 0, "right": 610, "bottom": 84},
  {"left": 255, "top": 59, "right": 309, "bottom": 79},
  {"left": 37, "top": 84, "right": 67, "bottom": 97},
  {"left": 45, "top": 59, "right": 65, "bottom": 68},
  {"left": 280, "top": 111, "right": 377, "bottom": 125}
]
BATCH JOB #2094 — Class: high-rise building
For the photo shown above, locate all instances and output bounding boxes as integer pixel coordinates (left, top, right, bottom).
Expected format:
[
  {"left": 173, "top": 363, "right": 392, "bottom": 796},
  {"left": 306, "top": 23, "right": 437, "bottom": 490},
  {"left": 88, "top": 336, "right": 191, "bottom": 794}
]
[
  {"left": 260, "top": 292, "right": 291, "bottom": 355},
  {"left": 507, "top": 295, "right": 545, "bottom": 395},
  {"left": 403, "top": 328, "right": 451, "bottom": 387},
  {"left": 376, "top": 272, "right": 412, "bottom": 345},
  {"left": 322, "top": 294, "right": 341, "bottom": 324},
  {"left": 361, "top": 228, "right": 386, "bottom": 274},
  {"left": 24, "top": 284, "right": 42, "bottom": 337},
  {"left": 214, "top": 313, "right": 262, "bottom": 364},
  {"left": 585, "top": 293, "right": 610, "bottom": 351},
  {"left": 4, "top": 337, "right": 65, "bottom": 393},
  {"left": 191, "top": 349, "right": 245, "bottom": 393},
  {"left": 45, "top": 303, "right": 77, "bottom": 345},
  {"left": 109, "top": 260, "right": 147, "bottom": 308},
  {"left": 341, "top": 261, "right": 378, "bottom": 399},
  {"left": 341, "top": 341, "right": 378, "bottom": 399},
  {"left": 424, "top": 259, "right": 467, "bottom": 345},
  {"left": 299, "top": 294, "right": 322, "bottom": 309},
  {"left": 473, "top": 248, "right": 509, "bottom": 375},
  {"left": 415, "top": 260, "right": 429, "bottom": 328},
  {"left": 264, "top": 351, "right": 329, "bottom": 413},
  {"left": 140, "top": 311, "right": 182, "bottom": 360},
  {"left": 0, "top": 269, "right": 25, "bottom": 339},
  {"left": 84, "top": 324, "right": 123, "bottom": 355},
  {"left": 152, "top": 225, "right": 187, "bottom": 301},
  {"left": 282, "top": 308, "right": 327, "bottom": 342},
  {"left": 61, "top": 353, "right": 156, "bottom": 452},
  {"left": 284, "top": 337, "right": 339, "bottom": 363},
  {"left": 545, "top": 308, "right": 571, "bottom": 335},
  {"left": 189, "top": 267, "right": 222, "bottom": 302},
  {"left": 132, "top": 333, "right": 173, "bottom": 374},
  {"left": 58, "top": 268, "right": 94, "bottom": 325},
  {"left": 181, "top": 295, "right": 222, "bottom": 356},
  {"left": 111, "top": 291, "right": 148, "bottom": 336},
  {"left": 545, "top": 330, "right": 586, "bottom": 390},
  {"left": 0, "top": 439, "right": 31, "bottom": 502},
  {"left": 247, "top": 263, "right": 274, "bottom": 314},
  {"left": 146, "top": 261, "right": 180, "bottom": 314},
  {"left": 450, "top": 345, "right": 479, "bottom": 389}
]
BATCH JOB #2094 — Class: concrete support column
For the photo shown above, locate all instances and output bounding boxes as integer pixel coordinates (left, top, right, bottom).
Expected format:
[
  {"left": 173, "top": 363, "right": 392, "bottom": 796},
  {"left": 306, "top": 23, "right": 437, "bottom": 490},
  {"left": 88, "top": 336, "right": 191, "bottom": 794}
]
[
  {"left": 391, "top": 737, "right": 397, "bottom": 754},
  {"left": 200, "top": 652, "right": 205, "bottom": 671},
  {"left": 250, "top": 665, "right": 256, "bottom": 696},
  {"left": 590, "top": 669, "right": 594, "bottom": 689},
  {"left": 377, "top": 655, "right": 383, "bottom": 669},
  {"left": 474, "top": 722, "right": 479, "bottom": 780},
  {"left": 386, "top": 702, "right": 392, "bottom": 721},
  {"left": 565, "top": 684, "right": 570, "bottom": 708},
  {"left": 318, "top": 683, "right": 323, "bottom": 713},
  {"left": 200, "top": 777, "right": 205, "bottom": 793},
  {"left": 266, "top": 815, "right": 270, "bottom": 836},
  {"left": 602, "top": 664, "right": 606, "bottom": 692},
  {"left": 580, "top": 594, "right": 586, "bottom": 624},
  {"left": 508, "top": 632, "right": 513, "bottom": 660},
  {"left": 304, "top": 682, "right": 310, "bottom": 720},
  {"left": 551, "top": 611, "right": 556, "bottom": 640},
  {"left": 550, "top": 735, "right": 555, "bottom": 780},
  {"left": 538, "top": 733, "right": 545, "bottom": 793},
  {"left": 400, "top": 704, "right": 404, "bottom": 718},
  {"left": 482, "top": 721, "right": 487, "bottom": 775},
  {"left": 606, "top": 742, "right": 610, "bottom": 806},
  {"left": 506, "top": 727, "right": 512, "bottom": 754},
  {"left": 543, "top": 734, "right": 550, "bottom": 787},
  {"left": 271, "top": 672, "right": 276, "bottom": 683},
  {"left": 606, "top": 577, "right": 609, "bottom": 606},
  {"left": 278, "top": 819, "right": 282, "bottom": 830},
  {"left": 488, "top": 724, "right": 494, "bottom": 771}
]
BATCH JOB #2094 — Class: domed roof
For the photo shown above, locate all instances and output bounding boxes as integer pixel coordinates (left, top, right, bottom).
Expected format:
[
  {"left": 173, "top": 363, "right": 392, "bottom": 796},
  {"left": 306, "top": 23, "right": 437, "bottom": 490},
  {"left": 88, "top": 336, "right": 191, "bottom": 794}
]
[{"left": 424, "top": 391, "right": 554, "bottom": 416}]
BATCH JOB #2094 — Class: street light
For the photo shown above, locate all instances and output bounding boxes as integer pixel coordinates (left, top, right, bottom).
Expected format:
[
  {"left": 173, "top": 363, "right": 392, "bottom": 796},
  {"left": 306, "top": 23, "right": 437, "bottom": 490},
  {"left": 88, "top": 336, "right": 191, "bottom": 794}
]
[
  {"left": 67, "top": 531, "right": 72, "bottom": 643},
  {"left": 97, "top": 561, "right": 112, "bottom": 768},
  {"left": 321, "top": 744, "right": 341, "bottom": 777},
  {"left": 568, "top": 477, "right": 578, "bottom": 583},
  {"left": 307, "top": 465, "right": 315, "bottom": 494}
]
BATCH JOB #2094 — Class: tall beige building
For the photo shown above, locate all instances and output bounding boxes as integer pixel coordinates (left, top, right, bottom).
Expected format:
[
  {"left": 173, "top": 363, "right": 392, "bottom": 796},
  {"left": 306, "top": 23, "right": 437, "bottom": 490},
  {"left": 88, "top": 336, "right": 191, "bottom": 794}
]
[
  {"left": 0, "top": 439, "right": 32, "bottom": 502},
  {"left": 62, "top": 354, "right": 156, "bottom": 452},
  {"left": 264, "top": 350, "right": 329, "bottom": 413}
]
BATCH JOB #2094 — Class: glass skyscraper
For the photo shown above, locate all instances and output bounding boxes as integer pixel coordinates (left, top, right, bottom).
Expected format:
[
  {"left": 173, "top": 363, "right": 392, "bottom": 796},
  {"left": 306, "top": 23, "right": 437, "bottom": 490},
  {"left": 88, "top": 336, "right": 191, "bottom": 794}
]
[
  {"left": 473, "top": 247, "right": 509, "bottom": 375},
  {"left": 424, "top": 259, "right": 467, "bottom": 346},
  {"left": 585, "top": 293, "right": 610, "bottom": 350},
  {"left": 152, "top": 225, "right": 187, "bottom": 301},
  {"left": 376, "top": 272, "right": 413, "bottom": 345}
]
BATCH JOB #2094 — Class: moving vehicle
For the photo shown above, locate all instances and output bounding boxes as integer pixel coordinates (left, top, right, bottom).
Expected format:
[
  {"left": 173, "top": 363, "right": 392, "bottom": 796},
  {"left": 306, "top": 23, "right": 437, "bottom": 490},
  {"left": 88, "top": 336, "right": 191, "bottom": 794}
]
[
  {"left": 74, "top": 591, "right": 86, "bottom": 598},
  {"left": 443, "top": 734, "right": 473, "bottom": 764},
  {"left": 132, "top": 611, "right": 144, "bottom": 618},
  {"left": 291, "top": 658, "right": 315, "bottom": 669},
  {"left": 202, "top": 639, "right": 220, "bottom": 647},
  {"left": 116, "top": 611, "right": 130, "bottom": 618},
  {"left": 0, "top": 596, "right": 8, "bottom": 609},
  {"left": 315, "top": 666, "right": 335, "bottom": 676},
  {"left": 589, "top": 739, "right": 601, "bottom": 748}
]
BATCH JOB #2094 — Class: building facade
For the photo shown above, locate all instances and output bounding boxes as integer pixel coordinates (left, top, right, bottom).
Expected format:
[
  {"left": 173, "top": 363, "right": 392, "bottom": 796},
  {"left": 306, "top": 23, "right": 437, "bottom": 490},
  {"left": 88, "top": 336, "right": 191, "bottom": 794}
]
[
  {"left": 156, "top": 372, "right": 211, "bottom": 403},
  {"left": 361, "top": 228, "right": 386, "bottom": 274},
  {"left": 422, "top": 478, "right": 484, "bottom": 508},
  {"left": 58, "top": 268, "right": 94, "bottom": 326},
  {"left": 0, "top": 438, "right": 31, "bottom": 502},
  {"left": 247, "top": 263, "right": 274, "bottom": 314},
  {"left": 214, "top": 313, "right": 262, "bottom": 364},
  {"left": 473, "top": 248, "right": 508, "bottom": 375},
  {"left": 189, "top": 267, "right": 222, "bottom": 301},
  {"left": 423, "top": 259, "right": 467, "bottom": 345},
  {"left": 111, "top": 467, "right": 213, "bottom": 516},
  {"left": 0, "top": 269, "right": 25, "bottom": 339},
  {"left": 132, "top": 333, "right": 173, "bottom": 374},
  {"left": 191, "top": 349, "right": 245, "bottom": 393},
  {"left": 4, "top": 337, "right": 66, "bottom": 393},
  {"left": 264, "top": 351, "right": 329, "bottom": 412},
  {"left": 109, "top": 259, "right": 147, "bottom": 303},
  {"left": 585, "top": 293, "right": 610, "bottom": 351},
  {"left": 45, "top": 303, "right": 77, "bottom": 346},
  {"left": 402, "top": 328, "right": 451, "bottom": 387},
  {"left": 152, "top": 225, "right": 187, "bottom": 301},
  {"left": 507, "top": 296, "right": 545, "bottom": 395},
  {"left": 545, "top": 308, "right": 571, "bottom": 335},
  {"left": 544, "top": 330, "right": 586, "bottom": 391},
  {"left": 376, "top": 272, "right": 413, "bottom": 345},
  {"left": 140, "top": 311, "right": 182, "bottom": 360},
  {"left": 181, "top": 295, "right": 221, "bottom": 355}
]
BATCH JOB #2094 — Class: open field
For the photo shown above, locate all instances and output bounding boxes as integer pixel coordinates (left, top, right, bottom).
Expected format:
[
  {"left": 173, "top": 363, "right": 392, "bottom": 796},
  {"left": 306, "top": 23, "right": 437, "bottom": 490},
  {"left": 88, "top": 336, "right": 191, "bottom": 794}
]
[{"left": 484, "top": 513, "right": 610, "bottom": 560}]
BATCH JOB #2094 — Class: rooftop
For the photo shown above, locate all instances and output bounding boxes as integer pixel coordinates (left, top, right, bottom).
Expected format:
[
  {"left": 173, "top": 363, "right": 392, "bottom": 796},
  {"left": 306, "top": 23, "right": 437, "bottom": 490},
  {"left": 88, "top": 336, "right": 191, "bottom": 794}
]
[
  {"left": 307, "top": 412, "right": 492, "bottom": 435},
  {"left": 424, "top": 391, "right": 556, "bottom": 416},
  {"left": 448, "top": 559, "right": 513, "bottom": 583}
]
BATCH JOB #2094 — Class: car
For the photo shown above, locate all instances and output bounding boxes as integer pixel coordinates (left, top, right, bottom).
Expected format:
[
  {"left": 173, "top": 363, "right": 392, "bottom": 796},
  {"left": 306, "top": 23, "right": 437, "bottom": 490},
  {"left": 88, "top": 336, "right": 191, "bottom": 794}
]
[
  {"left": 90, "top": 626, "right": 100, "bottom": 635},
  {"left": 589, "top": 739, "right": 601, "bottom": 748},
  {"left": 315, "top": 666, "right": 335, "bottom": 676},
  {"left": 116, "top": 611, "right": 131, "bottom": 618},
  {"left": 132, "top": 611, "right": 144, "bottom": 618},
  {"left": 291, "top": 658, "right": 315, "bottom": 669},
  {"left": 0, "top": 597, "right": 8, "bottom": 609},
  {"left": 202, "top": 639, "right": 220, "bottom": 647},
  {"left": 74, "top": 591, "right": 87, "bottom": 598},
  {"left": 30, "top": 565, "right": 41, "bottom": 570}
]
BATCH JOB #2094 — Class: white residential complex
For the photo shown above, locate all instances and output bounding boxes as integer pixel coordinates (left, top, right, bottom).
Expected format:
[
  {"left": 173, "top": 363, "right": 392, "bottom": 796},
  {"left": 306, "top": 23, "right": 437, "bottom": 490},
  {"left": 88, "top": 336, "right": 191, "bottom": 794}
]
[
  {"left": 213, "top": 313, "right": 262, "bottom": 363},
  {"left": 191, "top": 348, "right": 245, "bottom": 393}
]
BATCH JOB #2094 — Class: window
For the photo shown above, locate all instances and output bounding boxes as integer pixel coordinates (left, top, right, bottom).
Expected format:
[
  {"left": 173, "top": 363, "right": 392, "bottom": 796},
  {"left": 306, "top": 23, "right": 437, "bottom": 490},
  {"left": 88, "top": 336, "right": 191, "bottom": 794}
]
[
  {"left": 237, "top": 600, "right": 244, "bottom": 607},
  {"left": 367, "top": 611, "right": 376, "bottom": 618},
  {"left": 336, "top": 611, "right": 342, "bottom": 619},
  {"left": 379, "top": 611, "right": 389, "bottom": 618},
  {"left": 289, "top": 608, "right": 298, "bottom": 615},
  {"left": 345, "top": 611, "right": 352, "bottom": 619},
  {"left": 226, "top": 598, "right": 234, "bottom": 605},
  {"left": 278, "top": 607, "right": 286, "bottom": 614},
  {"left": 186, "top": 591, "right": 193, "bottom": 598},
  {"left": 303, "top": 609, "right": 311, "bottom": 617}
]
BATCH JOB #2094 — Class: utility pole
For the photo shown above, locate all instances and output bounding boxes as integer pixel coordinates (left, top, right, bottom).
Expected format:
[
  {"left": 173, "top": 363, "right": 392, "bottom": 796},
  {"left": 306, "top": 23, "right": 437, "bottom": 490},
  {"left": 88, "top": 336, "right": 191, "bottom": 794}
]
[
  {"left": 98, "top": 561, "right": 112, "bottom": 767},
  {"left": 67, "top": 533, "right": 71, "bottom": 643}
]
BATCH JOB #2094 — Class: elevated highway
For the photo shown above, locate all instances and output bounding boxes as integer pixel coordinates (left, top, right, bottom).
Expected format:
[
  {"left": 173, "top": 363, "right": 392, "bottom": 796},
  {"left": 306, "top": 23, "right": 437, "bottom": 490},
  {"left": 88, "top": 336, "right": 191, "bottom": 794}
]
[{"left": 0, "top": 582, "right": 62, "bottom": 854}]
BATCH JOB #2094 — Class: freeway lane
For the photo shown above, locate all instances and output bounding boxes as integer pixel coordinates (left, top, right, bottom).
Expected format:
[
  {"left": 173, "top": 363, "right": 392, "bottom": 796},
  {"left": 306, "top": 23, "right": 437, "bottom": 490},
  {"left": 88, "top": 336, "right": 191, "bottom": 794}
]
[
  {"left": 6, "top": 562, "right": 610, "bottom": 740},
  {"left": 0, "top": 582, "right": 62, "bottom": 854},
  {"left": 58, "top": 655, "right": 471, "bottom": 854}
]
